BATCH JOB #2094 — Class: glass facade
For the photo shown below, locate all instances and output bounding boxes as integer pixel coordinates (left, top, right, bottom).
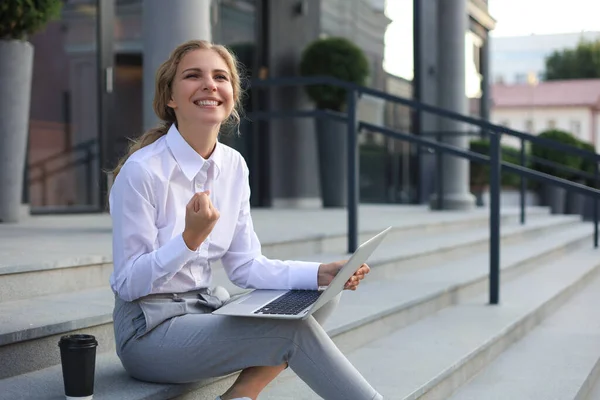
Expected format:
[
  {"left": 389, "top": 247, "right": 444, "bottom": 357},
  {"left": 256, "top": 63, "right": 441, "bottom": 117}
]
[
  {"left": 24, "top": 0, "right": 260, "bottom": 212},
  {"left": 27, "top": 1, "right": 100, "bottom": 211},
  {"left": 23, "top": 0, "right": 490, "bottom": 212},
  {"left": 212, "top": 0, "right": 258, "bottom": 164}
]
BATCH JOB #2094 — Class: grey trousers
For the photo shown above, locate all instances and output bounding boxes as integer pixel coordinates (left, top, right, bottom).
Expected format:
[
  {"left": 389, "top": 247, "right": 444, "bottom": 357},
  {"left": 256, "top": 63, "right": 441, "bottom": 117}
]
[{"left": 113, "top": 292, "right": 383, "bottom": 400}]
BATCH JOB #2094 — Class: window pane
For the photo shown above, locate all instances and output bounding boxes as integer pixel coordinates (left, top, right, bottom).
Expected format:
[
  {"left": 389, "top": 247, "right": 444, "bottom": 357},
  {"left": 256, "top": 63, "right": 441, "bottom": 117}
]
[{"left": 27, "top": 2, "right": 100, "bottom": 210}]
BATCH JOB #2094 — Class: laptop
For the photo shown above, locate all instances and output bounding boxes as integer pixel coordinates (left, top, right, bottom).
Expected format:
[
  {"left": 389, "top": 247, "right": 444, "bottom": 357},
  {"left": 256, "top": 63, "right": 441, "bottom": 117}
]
[{"left": 212, "top": 227, "right": 391, "bottom": 320}]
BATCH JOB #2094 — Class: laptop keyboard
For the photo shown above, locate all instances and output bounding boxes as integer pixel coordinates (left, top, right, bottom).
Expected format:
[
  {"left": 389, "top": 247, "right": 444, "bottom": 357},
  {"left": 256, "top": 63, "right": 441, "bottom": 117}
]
[{"left": 254, "top": 290, "right": 322, "bottom": 315}]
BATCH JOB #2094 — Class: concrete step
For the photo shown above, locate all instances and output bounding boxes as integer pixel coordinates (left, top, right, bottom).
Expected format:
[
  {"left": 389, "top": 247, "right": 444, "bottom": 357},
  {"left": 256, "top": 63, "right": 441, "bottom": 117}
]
[
  {"left": 212, "top": 215, "right": 585, "bottom": 297},
  {"left": 586, "top": 364, "right": 600, "bottom": 400},
  {"left": 0, "top": 207, "right": 547, "bottom": 272},
  {"left": 0, "top": 217, "right": 586, "bottom": 379},
  {"left": 446, "top": 271, "right": 600, "bottom": 400},
  {"left": 258, "top": 207, "right": 552, "bottom": 260},
  {"left": 259, "top": 246, "right": 600, "bottom": 399},
  {"left": 0, "top": 221, "right": 593, "bottom": 398},
  {"left": 0, "top": 351, "right": 236, "bottom": 400},
  {"left": 0, "top": 207, "right": 554, "bottom": 303}
]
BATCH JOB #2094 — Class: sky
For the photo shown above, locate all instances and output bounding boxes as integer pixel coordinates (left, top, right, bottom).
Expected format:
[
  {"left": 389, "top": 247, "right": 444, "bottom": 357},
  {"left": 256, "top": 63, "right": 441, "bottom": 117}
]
[
  {"left": 489, "top": 0, "right": 600, "bottom": 37},
  {"left": 383, "top": 0, "right": 600, "bottom": 80}
]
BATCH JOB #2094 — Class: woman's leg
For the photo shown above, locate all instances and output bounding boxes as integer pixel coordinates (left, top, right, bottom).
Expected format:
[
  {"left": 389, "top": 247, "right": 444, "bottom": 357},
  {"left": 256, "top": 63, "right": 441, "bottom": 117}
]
[
  {"left": 116, "top": 293, "right": 381, "bottom": 400},
  {"left": 312, "top": 292, "right": 342, "bottom": 325},
  {"left": 220, "top": 293, "right": 343, "bottom": 399},
  {"left": 221, "top": 365, "right": 286, "bottom": 399}
]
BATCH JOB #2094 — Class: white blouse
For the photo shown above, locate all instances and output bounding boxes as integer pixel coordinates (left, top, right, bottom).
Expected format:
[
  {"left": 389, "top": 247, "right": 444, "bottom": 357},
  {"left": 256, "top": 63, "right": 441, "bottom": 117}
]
[{"left": 109, "top": 124, "right": 320, "bottom": 302}]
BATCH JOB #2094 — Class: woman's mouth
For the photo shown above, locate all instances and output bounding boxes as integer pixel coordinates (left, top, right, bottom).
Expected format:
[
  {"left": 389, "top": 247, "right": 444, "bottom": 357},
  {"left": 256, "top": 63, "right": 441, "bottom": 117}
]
[{"left": 194, "top": 100, "right": 221, "bottom": 107}]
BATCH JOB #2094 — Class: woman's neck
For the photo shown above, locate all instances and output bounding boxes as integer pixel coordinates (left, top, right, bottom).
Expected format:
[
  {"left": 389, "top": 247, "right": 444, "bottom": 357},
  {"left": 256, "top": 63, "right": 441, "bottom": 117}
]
[{"left": 177, "top": 121, "right": 219, "bottom": 159}]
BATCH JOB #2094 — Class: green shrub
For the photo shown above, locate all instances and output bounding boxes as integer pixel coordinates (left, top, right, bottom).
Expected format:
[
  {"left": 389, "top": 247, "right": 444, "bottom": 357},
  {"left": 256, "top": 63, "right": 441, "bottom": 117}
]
[
  {"left": 530, "top": 129, "right": 582, "bottom": 180},
  {"left": 0, "top": 0, "right": 62, "bottom": 40},
  {"left": 576, "top": 140, "right": 598, "bottom": 187},
  {"left": 469, "top": 138, "right": 526, "bottom": 188},
  {"left": 299, "top": 37, "right": 369, "bottom": 111}
]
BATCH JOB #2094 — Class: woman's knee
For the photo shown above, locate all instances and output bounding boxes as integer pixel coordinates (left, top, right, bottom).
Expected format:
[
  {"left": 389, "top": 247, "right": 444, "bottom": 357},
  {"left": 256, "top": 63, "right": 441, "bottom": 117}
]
[{"left": 312, "top": 292, "right": 342, "bottom": 325}]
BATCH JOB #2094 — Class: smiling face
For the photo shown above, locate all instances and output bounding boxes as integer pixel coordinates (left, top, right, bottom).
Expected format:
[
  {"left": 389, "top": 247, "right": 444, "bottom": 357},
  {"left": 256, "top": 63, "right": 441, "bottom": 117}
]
[{"left": 167, "top": 49, "right": 234, "bottom": 128}]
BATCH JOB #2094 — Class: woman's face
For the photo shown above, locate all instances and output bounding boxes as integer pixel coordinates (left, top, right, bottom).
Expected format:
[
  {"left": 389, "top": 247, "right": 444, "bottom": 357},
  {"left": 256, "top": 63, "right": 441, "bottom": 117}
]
[{"left": 168, "top": 49, "right": 234, "bottom": 128}]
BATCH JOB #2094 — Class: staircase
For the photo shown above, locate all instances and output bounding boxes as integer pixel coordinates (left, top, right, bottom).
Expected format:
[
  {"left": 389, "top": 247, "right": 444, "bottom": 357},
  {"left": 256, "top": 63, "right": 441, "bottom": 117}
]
[{"left": 1, "top": 205, "right": 599, "bottom": 400}]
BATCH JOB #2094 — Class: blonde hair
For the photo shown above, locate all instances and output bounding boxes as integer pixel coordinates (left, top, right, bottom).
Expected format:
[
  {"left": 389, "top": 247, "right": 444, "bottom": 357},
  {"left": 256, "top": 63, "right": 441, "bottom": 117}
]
[{"left": 112, "top": 40, "right": 244, "bottom": 178}]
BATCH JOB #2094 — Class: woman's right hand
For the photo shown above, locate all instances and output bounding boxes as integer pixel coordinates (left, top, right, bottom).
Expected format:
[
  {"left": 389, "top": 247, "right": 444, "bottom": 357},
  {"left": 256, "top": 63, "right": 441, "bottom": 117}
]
[{"left": 182, "top": 191, "right": 220, "bottom": 250}]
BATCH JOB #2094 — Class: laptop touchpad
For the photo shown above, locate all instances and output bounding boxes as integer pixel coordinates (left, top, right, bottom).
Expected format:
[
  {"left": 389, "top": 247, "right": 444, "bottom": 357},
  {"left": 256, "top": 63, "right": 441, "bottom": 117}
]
[{"left": 239, "top": 291, "right": 285, "bottom": 306}]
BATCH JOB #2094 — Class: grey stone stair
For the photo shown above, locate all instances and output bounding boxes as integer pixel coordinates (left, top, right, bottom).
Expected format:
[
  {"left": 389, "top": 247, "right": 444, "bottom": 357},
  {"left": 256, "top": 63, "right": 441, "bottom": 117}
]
[
  {"left": 0, "top": 207, "right": 553, "bottom": 303},
  {"left": 447, "top": 270, "right": 600, "bottom": 400},
  {"left": 0, "top": 215, "right": 584, "bottom": 379},
  {"left": 0, "top": 217, "right": 594, "bottom": 399},
  {"left": 259, "top": 245, "right": 600, "bottom": 400},
  {"left": 585, "top": 360, "right": 600, "bottom": 400}
]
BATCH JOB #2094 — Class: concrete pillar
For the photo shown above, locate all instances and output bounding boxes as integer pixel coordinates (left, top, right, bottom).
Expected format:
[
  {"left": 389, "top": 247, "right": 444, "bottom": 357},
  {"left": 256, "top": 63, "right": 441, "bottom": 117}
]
[
  {"left": 267, "top": 0, "right": 322, "bottom": 208},
  {"left": 414, "top": 0, "right": 439, "bottom": 204},
  {"left": 142, "top": 0, "right": 212, "bottom": 130},
  {"left": 430, "top": 0, "right": 475, "bottom": 210}
]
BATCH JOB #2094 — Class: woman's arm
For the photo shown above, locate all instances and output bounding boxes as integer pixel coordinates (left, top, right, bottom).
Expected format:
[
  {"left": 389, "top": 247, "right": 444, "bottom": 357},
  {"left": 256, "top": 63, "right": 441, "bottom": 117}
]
[
  {"left": 110, "top": 161, "right": 197, "bottom": 301},
  {"left": 220, "top": 163, "right": 320, "bottom": 290}
]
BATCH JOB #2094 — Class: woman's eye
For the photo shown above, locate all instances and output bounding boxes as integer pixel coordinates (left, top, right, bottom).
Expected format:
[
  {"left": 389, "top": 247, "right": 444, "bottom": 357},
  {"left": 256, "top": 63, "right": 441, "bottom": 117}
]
[
  {"left": 185, "top": 74, "right": 199, "bottom": 79},
  {"left": 215, "top": 75, "right": 228, "bottom": 81}
]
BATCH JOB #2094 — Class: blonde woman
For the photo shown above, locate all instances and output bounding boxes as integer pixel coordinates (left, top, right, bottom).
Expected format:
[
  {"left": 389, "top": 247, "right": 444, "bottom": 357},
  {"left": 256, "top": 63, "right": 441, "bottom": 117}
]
[{"left": 109, "top": 40, "right": 383, "bottom": 400}]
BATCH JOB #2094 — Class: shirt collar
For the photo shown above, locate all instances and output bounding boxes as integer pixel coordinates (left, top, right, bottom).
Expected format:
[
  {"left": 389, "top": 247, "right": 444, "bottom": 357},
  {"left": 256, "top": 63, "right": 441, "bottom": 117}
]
[{"left": 165, "top": 124, "right": 222, "bottom": 181}]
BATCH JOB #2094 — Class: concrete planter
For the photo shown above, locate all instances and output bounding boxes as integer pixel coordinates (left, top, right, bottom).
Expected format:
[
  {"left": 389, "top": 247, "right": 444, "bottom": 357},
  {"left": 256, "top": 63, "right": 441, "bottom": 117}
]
[
  {"left": 565, "top": 190, "right": 585, "bottom": 215},
  {"left": 581, "top": 196, "right": 600, "bottom": 222},
  {"left": 543, "top": 184, "right": 567, "bottom": 215},
  {"left": 316, "top": 117, "right": 347, "bottom": 207},
  {"left": 0, "top": 40, "right": 33, "bottom": 223}
]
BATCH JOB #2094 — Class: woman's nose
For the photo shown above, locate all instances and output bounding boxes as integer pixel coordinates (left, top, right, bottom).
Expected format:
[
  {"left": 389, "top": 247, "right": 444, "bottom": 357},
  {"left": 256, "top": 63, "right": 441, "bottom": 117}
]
[{"left": 203, "top": 78, "right": 217, "bottom": 91}]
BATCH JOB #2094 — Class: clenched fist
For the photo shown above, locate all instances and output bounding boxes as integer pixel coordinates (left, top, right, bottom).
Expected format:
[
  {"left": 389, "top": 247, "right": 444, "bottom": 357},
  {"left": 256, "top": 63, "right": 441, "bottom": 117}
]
[{"left": 182, "top": 191, "right": 220, "bottom": 250}]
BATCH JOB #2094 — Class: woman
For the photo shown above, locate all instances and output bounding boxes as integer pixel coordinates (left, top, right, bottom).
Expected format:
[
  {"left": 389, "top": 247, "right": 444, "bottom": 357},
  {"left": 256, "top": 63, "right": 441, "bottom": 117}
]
[{"left": 109, "top": 39, "right": 383, "bottom": 400}]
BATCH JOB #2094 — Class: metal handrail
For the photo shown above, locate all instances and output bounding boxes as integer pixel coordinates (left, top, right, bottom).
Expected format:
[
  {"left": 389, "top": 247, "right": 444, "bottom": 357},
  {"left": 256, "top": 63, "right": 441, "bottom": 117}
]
[
  {"left": 27, "top": 139, "right": 98, "bottom": 207},
  {"left": 29, "top": 139, "right": 97, "bottom": 170},
  {"left": 250, "top": 76, "right": 600, "bottom": 163},
  {"left": 359, "top": 122, "right": 600, "bottom": 199},
  {"left": 248, "top": 75, "right": 600, "bottom": 306}
]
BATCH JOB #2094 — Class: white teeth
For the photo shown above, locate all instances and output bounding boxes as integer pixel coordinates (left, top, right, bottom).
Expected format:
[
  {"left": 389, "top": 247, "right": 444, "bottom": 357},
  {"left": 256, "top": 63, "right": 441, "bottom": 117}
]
[{"left": 195, "top": 100, "right": 219, "bottom": 106}]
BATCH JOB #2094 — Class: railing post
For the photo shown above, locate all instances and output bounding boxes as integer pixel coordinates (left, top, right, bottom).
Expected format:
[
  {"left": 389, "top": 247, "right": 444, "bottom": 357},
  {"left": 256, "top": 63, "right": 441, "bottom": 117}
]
[
  {"left": 436, "top": 131, "right": 444, "bottom": 210},
  {"left": 347, "top": 89, "right": 359, "bottom": 253},
  {"left": 595, "top": 164, "right": 599, "bottom": 249},
  {"left": 41, "top": 166, "right": 47, "bottom": 207},
  {"left": 86, "top": 148, "right": 93, "bottom": 205},
  {"left": 22, "top": 137, "right": 30, "bottom": 205},
  {"left": 520, "top": 137, "right": 526, "bottom": 225},
  {"left": 489, "top": 131, "right": 501, "bottom": 305}
]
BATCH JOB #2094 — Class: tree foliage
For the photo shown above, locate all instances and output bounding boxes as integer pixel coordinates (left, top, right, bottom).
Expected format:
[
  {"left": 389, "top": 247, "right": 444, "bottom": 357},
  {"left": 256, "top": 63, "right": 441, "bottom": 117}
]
[
  {"left": 0, "top": 0, "right": 62, "bottom": 40},
  {"left": 300, "top": 37, "right": 370, "bottom": 111},
  {"left": 544, "top": 39, "right": 600, "bottom": 80}
]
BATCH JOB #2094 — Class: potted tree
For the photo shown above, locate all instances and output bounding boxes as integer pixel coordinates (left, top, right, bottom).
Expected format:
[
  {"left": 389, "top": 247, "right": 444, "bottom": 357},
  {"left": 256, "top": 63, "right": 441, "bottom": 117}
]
[
  {"left": 565, "top": 139, "right": 594, "bottom": 215},
  {"left": 469, "top": 138, "right": 529, "bottom": 207},
  {"left": 531, "top": 129, "right": 581, "bottom": 214},
  {"left": 299, "top": 37, "right": 369, "bottom": 207},
  {"left": 0, "top": 0, "right": 62, "bottom": 222},
  {"left": 577, "top": 140, "right": 599, "bottom": 221},
  {"left": 469, "top": 139, "right": 491, "bottom": 207}
]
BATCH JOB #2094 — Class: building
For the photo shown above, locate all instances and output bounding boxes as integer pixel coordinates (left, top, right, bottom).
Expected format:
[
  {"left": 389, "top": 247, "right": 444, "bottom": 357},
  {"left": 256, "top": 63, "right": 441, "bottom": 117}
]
[
  {"left": 24, "top": 0, "right": 494, "bottom": 213},
  {"left": 490, "top": 31, "right": 600, "bottom": 85},
  {"left": 491, "top": 79, "right": 600, "bottom": 151}
]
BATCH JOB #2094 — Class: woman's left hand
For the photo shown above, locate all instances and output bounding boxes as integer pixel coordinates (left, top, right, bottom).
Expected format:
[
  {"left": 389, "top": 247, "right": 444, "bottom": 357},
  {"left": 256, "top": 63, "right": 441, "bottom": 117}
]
[{"left": 317, "top": 261, "right": 371, "bottom": 291}]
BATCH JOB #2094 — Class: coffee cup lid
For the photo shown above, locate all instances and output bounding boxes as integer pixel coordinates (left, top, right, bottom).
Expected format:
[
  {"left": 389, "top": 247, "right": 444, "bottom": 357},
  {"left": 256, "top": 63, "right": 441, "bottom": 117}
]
[{"left": 58, "top": 334, "right": 98, "bottom": 347}]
